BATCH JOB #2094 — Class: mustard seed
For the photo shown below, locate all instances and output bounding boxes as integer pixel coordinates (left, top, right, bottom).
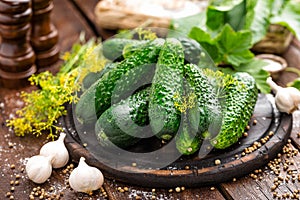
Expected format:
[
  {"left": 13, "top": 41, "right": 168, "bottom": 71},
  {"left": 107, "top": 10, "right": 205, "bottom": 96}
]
[
  {"left": 6, "top": 192, "right": 11, "bottom": 197},
  {"left": 214, "top": 159, "right": 221, "bottom": 165},
  {"left": 175, "top": 187, "right": 181, "bottom": 192},
  {"left": 271, "top": 185, "right": 277, "bottom": 191}
]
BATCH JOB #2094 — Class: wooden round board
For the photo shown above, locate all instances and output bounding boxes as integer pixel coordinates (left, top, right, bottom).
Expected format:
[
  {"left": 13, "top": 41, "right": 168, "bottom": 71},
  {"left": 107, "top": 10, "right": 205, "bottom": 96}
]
[{"left": 61, "top": 93, "right": 292, "bottom": 188}]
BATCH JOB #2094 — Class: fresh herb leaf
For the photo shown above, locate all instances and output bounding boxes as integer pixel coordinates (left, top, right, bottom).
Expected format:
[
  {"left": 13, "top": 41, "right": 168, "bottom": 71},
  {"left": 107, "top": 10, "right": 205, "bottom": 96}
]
[
  {"left": 221, "top": 59, "right": 271, "bottom": 93},
  {"left": 6, "top": 39, "right": 108, "bottom": 139},
  {"left": 271, "top": 0, "right": 300, "bottom": 40},
  {"left": 188, "top": 27, "right": 221, "bottom": 63},
  {"left": 206, "top": 0, "right": 246, "bottom": 31},
  {"left": 169, "top": 12, "right": 206, "bottom": 38},
  {"left": 245, "top": 0, "right": 272, "bottom": 44},
  {"left": 216, "top": 24, "right": 254, "bottom": 66}
]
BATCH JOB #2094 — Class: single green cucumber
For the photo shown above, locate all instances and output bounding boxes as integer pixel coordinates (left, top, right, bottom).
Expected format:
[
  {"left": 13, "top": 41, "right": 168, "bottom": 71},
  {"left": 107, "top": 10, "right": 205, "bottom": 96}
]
[
  {"left": 75, "top": 38, "right": 164, "bottom": 125},
  {"left": 95, "top": 87, "right": 151, "bottom": 148},
  {"left": 210, "top": 72, "right": 258, "bottom": 149},
  {"left": 183, "top": 64, "right": 222, "bottom": 139},
  {"left": 175, "top": 107, "right": 202, "bottom": 155},
  {"left": 82, "top": 62, "right": 117, "bottom": 90},
  {"left": 149, "top": 38, "right": 184, "bottom": 140},
  {"left": 102, "top": 38, "right": 141, "bottom": 61},
  {"left": 123, "top": 37, "right": 202, "bottom": 65}
]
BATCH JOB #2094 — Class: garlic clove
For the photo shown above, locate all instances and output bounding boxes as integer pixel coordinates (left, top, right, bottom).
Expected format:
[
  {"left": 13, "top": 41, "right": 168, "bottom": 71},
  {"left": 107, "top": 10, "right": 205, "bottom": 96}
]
[
  {"left": 69, "top": 157, "right": 104, "bottom": 194},
  {"left": 39, "top": 132, "right": 69, "bottom": 168},
  {"left": 25, "top": 155, "right": 53, "bottom": 184},
  {"left": 267, "top": 77, "right": 300, "bottom": 114}
]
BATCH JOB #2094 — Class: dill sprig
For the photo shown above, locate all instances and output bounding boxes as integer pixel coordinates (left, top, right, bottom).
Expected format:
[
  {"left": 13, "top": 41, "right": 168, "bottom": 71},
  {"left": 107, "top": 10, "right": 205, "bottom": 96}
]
[{"left": 6, "top": 37, "right": 108, "bottom": 139}]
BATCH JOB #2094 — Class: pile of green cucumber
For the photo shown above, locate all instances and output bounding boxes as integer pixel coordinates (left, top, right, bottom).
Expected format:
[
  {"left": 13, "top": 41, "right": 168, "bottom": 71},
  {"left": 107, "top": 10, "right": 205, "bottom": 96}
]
[{"left": 75, "top": 37, "right": 258, "bottom": 155}]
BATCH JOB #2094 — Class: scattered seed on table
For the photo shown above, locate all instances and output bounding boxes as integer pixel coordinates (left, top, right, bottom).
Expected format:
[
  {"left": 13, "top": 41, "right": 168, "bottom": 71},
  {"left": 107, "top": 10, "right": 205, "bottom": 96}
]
[
  {"left": 214, "top": 159, "right": 221, "bottom": 165},
  {"left": 175, "top": 187, "right": 181, "bottom": 193}
]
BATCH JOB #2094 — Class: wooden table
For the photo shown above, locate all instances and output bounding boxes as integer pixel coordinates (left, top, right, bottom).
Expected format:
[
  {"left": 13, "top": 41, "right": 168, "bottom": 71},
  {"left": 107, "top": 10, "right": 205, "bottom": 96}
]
[{"left": 1, "top": 1, "right": 300, "bottom": 199}]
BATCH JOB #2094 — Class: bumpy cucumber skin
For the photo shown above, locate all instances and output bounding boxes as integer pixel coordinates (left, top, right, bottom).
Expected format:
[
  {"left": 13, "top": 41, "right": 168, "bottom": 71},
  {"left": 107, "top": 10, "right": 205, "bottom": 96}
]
[
  {"left": 102, "top": 38, "right": 141, "bottom": 61},
  {"left": 175, "top": 108, "right": 202, "bottom": 155},
  {"left": 75, "top": 39, "right": 164, "bottom": 125},
  {"left": 74, "top": 80, "right": 99, "bottom": 125},
  {"left": 95, "top": 88, "right": 150, "bottom": 148},
  {"left": 184, "top": 64, "right": 222, "bottom": 138},
  {"left": 210, "top": 72, "right": 258, "bottom": 149},
  {"left": 123, "top": 40, "right": 148, "bottom": 58},
  {"left": 149, "top": 38, "right": 184, "bottom": 140}
]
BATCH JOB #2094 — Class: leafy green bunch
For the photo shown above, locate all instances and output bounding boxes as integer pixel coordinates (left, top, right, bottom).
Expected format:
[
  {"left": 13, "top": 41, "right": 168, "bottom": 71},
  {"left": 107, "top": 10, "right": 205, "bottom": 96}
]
[{"left": 170, "top": 0, "right": 300, "bottom": 93}]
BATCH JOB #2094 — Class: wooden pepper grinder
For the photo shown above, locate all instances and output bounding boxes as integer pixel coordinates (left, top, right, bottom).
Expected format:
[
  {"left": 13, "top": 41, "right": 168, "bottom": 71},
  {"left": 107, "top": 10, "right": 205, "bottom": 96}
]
[
  {"left": 31, "top": 0, "right": 59, "bottom": 68},
  {"left": 0, "top": 0, "right": 37, "bottom": 88}
]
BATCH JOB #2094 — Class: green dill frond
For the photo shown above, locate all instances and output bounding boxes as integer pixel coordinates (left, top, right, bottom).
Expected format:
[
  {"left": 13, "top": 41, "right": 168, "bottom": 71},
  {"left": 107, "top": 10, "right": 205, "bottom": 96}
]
[
  {"left": 6, "top": 38, "right": 108, "bottom": 139},
  {"left": 173, "top": 91, "right": 197, "bottom": 113}
]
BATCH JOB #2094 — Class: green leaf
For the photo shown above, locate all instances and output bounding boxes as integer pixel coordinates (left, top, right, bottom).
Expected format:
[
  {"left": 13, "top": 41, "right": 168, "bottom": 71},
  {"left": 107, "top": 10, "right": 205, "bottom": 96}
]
[
  {"left": 188, "top": 27, "right": 221, "bottom": 63},
  {"left": 288, "top": 78, "right": 300, "bottom": 89},
  {"left": 209, "top": 0, "right": 244, "bottom": 11},
  {"left": 206, "top": 9, "right": 225, "bottom": 31},
  {"left": 270, "top": 0, "right": 286, "bottom": 16},
  {"left": 234, "top": 59, "right": 271, "bottom": 94},
  {"left": 245, "top": 0, "right": 273, "bottom": 44},
  {"left": 189, "top": 27, "right": 214, "bottom": 43},
  {"left": 271, "top": 0, "right": 300, "bottom": 40},
  {"left": 216, "top": 24, "right": 254, "bottom": 66},
  {"left": 206, "top": 0, "right": 246, "bottom": 31},
  {"left": 169, "top": 12, "right": 206, "bottom": 38},
  {"left": 226, "top": 50, "right": 254, "bottom": 66}
]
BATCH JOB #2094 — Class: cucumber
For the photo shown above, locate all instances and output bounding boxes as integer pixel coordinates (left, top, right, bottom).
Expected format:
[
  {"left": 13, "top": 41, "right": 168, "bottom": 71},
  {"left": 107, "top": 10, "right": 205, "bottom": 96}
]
[
  {"left": 177, "top": 37, "right": 202, "bottom": 65},
  {"left": 210, "top": 72, "right": 258, "bottom": 149},
  {"left": 123, "top": 37, "right": 202, "bottom": 65},
  {"left": 175, "top": 80, "right": 202, "bottom": 155},
  {"left": 95, "top": 87, "right": 151, "bottom": 148},
  {"left": 102, "top": 38, "right": 141, "bottom": 61},
  {"left": 75, "top": 38, "right": 164, "bottom": 125},
  {"left": 183, "top": 64, "right": 222, "bottom": 139},
  {"left": 149, "top": 38, "right": 184, "bottom": 140},
  {"left": 82, "top": 62, "right": 117, "bottom": 90},
  {"left": 175, "top": 112, "right": 202, "bottom": 155}
]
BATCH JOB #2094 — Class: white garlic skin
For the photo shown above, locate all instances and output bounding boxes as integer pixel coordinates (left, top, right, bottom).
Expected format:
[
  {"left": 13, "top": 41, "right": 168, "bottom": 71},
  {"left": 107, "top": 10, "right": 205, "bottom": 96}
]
[
  {"left": 267, "top": 77, "right": 300, "bottom": 113},
  {"left": 39, "top": 132, "right": 69, "bottom": 168},
  {"left": 69, "top": 157, "right": 104, "bottom": 193},
  {"left": 26, "top": 155, "right": 52, "bottom": 184}
]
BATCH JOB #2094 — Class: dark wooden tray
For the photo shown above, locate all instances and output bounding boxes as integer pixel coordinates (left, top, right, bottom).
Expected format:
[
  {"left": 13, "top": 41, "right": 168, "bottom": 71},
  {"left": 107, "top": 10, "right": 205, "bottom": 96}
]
[{"left": 61, "top": 93, "right": 292, "bottom": 188}]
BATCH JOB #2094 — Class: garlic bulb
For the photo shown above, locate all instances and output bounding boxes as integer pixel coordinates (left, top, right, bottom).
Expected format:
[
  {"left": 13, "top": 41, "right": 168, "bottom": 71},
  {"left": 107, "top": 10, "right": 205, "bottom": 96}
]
[
  {"left": 69, "top": 157, "right": 104, "bottom": 193},
  {"left": 26, "top": 155, "right": 52, "bottom": 184},
  {"left": 39, "top": 132, "right": 69, "bottom": 168},
  {"left": 267, "top": 77, "right": 300, "bottom": 113}
]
